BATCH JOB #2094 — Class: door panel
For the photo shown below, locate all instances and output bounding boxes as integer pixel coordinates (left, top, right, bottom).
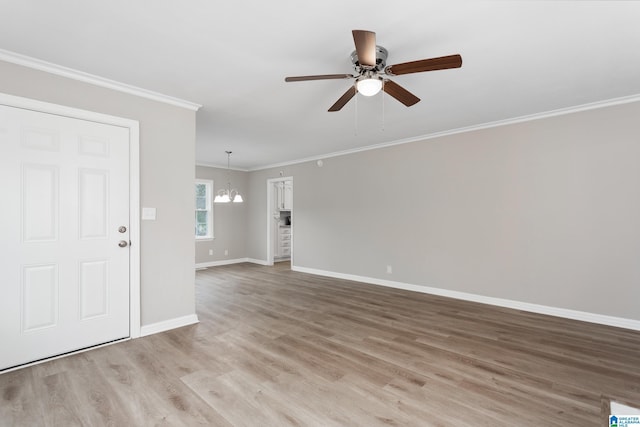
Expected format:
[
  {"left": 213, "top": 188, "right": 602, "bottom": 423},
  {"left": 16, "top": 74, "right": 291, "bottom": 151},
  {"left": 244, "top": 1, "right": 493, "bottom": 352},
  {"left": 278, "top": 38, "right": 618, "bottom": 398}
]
[
  {"left": 22, "top": 164, "right": 59, "bottom": 242},
  {"left": 79, "top": 260, "right": 109, "bottom": 320},
  {"left": 78, "top": 168, "right": 109, "bottom": 239},
  {"left": 0, "top": 104, "right": 130, "bottom": 371},
  {"left": 22, "top": 264, "right": 58, "bottom": 331}
]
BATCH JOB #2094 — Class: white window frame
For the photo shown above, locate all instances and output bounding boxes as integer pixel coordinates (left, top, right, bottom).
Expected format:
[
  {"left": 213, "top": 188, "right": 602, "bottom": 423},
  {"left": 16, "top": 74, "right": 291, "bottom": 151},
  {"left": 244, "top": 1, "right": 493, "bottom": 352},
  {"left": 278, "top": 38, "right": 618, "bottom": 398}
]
[{"left": 195, "top": 179, "right": 214, "bottom": 240}]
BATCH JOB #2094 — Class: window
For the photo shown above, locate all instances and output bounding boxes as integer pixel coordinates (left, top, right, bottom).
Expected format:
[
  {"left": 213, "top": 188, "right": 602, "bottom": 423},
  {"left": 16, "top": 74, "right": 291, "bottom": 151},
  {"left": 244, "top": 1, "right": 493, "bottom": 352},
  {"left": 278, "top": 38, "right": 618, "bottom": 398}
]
[{"left": 195, "top": 179, "right": 213, "bottom": 240}]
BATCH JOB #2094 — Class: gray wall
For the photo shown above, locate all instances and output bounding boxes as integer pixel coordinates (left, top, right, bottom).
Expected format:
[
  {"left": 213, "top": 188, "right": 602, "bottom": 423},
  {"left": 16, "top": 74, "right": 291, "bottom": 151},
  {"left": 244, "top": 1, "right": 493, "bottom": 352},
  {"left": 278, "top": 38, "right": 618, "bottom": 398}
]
[
  {"left": 195, "top": 165, "right": 248, "bottom": 264},
  {"left": 247, "top": 101, "right": 640, "bottom": 321},
  {"left": 0, "top": 60, "right": 197, "bottom": 326},
  {"left": 15, "top": 49, "right": 634, "bottom": 326}
]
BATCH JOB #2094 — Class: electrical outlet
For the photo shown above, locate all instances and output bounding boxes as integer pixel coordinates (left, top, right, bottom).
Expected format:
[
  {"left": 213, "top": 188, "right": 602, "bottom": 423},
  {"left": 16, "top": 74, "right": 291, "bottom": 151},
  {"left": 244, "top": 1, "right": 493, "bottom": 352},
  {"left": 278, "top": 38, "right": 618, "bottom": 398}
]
[
  {"left": 209, "top": 249, "right": 213, "bottom": 256},
  {"left": 386, "top": 265, "right": 392, "bottom": 274},
  {"left": 224, "top": 249, "right": 229, "bottom": 256}
]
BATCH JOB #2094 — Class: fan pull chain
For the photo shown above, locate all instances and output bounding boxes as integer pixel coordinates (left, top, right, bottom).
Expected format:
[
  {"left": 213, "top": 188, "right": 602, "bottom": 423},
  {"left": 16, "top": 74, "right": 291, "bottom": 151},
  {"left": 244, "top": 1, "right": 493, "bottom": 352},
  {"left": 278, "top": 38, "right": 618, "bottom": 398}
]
[
  {"left": 381, "top": 80, "right": 385, "bottom": 131},
  {"left": 354, "top": 91, "right": 359, "bottom": 136}
]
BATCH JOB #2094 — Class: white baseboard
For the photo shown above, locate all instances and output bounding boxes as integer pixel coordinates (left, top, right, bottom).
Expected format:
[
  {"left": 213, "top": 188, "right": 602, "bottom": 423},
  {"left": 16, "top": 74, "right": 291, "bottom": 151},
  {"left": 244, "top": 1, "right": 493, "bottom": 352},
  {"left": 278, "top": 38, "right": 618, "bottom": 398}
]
[
  {"left": 610, "top": 401, "right": 640, "bottom": 415},
  {"left": 195, "top": 258, "right": 271, "bottom": 269},
  {"left": 139, "top": 314, "right": 199, "bottom": 337},
  {"left": 292, "top": 266, "right": 640, "bottom": 332},
  {"left": 195, "top": 258, "right": 250, "bottom": 269}
]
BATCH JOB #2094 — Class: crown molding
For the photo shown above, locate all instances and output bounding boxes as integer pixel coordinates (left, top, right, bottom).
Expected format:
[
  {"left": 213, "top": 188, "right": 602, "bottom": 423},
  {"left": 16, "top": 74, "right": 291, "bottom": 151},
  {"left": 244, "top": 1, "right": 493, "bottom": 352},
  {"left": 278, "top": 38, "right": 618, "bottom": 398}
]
[
  {"left": 0, "top": 49, "right": 201, "bottom": 111},
  {"left": 250, "top": 93, "right": 640, "bottom": 171},
  {"left": 195, "top": 162, "right": 249, "bottom": 172}
]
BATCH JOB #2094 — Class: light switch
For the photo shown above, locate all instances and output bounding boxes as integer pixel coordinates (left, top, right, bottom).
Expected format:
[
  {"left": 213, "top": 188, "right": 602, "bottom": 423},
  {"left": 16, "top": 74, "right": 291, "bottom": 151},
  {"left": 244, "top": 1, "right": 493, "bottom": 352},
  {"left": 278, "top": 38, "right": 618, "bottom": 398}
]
[{"left": 142, "top": 207, "right": 157, "bottom": 220}]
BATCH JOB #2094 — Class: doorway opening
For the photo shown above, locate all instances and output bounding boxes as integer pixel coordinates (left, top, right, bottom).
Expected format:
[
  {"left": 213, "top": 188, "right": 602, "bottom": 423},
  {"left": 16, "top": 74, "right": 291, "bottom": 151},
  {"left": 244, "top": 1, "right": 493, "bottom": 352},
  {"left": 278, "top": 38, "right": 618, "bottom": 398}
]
[{"left": 266, "top": 177, "right": 293, "bottom": 266}]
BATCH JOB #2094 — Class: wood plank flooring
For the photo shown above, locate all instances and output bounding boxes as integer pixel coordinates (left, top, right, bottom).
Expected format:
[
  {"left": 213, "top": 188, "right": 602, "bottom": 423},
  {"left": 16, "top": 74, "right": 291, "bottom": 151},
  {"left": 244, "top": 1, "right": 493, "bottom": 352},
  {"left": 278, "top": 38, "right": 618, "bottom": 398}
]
[{"left": 2, "top": 262, "right": 639, "bottom": 426}]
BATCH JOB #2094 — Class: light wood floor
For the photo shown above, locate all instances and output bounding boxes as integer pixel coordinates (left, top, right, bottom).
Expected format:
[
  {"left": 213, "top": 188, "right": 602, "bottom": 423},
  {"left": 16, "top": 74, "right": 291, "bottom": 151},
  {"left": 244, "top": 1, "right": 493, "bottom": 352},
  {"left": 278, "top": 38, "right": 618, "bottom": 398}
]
[{"left": 2, "top": 262, "right": 639, "bottom": 426}]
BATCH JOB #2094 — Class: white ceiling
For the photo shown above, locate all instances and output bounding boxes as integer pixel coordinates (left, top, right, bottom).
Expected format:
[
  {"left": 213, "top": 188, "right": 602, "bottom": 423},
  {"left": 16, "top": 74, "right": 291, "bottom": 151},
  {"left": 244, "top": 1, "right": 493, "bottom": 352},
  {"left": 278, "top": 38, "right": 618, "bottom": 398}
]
[{"left": 1, "top": 1, "right": 639, "bottom": 170}]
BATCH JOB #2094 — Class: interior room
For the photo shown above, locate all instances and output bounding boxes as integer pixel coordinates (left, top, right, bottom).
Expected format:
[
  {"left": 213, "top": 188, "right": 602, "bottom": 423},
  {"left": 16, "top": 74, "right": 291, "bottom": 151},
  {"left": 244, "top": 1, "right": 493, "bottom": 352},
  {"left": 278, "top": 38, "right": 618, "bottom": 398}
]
[{"left": 1, "top": 2, "right": 639, "bottom": 425}]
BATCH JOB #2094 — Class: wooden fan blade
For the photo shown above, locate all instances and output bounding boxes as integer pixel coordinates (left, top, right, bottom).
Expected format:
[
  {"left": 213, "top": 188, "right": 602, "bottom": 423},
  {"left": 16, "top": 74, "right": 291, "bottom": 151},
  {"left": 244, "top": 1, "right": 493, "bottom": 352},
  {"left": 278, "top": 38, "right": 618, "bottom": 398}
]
[
  {"left": 328, "top": 86, "right": 357, "bottom": 112},
  {"left": 352, "top": 30, "right": 376, "bottom": 68},
  {"left": 383, "top": 80, "right": 420, "bottom": 107},
  {"left": 386, "top": 54, "right": 462, "bottom": 76},
  {"left": 285, "top": 74, "right": 353, "bottom": 82}
]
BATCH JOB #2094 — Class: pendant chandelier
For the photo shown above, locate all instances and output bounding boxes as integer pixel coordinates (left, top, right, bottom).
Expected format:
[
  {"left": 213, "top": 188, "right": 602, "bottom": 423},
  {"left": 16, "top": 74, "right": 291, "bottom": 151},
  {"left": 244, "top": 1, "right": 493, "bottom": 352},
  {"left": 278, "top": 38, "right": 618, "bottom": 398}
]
[{"left": 214, "top": 151, "right": 244, "bottom": 203}]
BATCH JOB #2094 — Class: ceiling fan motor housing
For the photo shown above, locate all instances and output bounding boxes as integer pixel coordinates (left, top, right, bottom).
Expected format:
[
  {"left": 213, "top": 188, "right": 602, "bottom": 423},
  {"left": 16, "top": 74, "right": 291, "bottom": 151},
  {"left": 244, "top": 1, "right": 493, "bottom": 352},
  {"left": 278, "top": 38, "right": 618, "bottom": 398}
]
[{"left": 350, "top": 45, "right": 388, "bottom": 73}]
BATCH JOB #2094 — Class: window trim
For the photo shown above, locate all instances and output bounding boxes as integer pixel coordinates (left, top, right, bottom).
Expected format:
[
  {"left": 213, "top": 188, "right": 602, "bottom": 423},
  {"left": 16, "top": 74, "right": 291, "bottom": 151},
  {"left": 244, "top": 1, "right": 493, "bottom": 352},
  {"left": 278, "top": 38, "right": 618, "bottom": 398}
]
[{"left": 195, "top": 178, "right": 214, "bottom": 240}]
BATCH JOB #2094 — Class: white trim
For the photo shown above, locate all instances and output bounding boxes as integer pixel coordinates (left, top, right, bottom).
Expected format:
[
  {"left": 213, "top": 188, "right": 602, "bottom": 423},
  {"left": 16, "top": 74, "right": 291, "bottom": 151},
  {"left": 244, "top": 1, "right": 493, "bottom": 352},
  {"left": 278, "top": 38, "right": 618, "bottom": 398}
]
[
  {"left": 196, "top": 258, "right": 251, "bottom": 269},
  {"left": 139, "top": 314, "right": 199, "bottom": 337},
  {"left": 195, "top": 258, "right": 271, "bottom": 269},
  {"left": 128, "top": 118, "right": 141, "bottom": 339},
  {"left": 266, "top": 179, "right": 275, "bottom": 266},
  {"left": 0, "top": 49, "right": 201, "bottom": 111},
  {"left": 195, "top": 178, "right": 214, "bottom": 240},
  {"left": 610, "top": 401, "right": 640, "bottom": 415},
  {"left": 196, "top": 162, "right": 249, "bottom": 172},
  {"left": 291, "top": 265, "right": 640, "bottom": 332},
  {"left": 266, "top": 177, "right": 294, "bottom": 266},
  {"left": 0, "top": 92, "right": 138, "bottom": 126},
  {"left": 250, "top": 93, "right": 640, "bottom": 171},
  {"left": 0, "top": 92, "right": 142, "bottom": 340}
]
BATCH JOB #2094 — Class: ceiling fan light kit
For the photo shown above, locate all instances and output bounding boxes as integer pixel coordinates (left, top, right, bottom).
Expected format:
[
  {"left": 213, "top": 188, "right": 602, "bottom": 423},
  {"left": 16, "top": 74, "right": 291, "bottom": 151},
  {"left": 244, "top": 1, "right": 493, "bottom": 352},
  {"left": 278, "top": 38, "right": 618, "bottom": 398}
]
[
  {"left": 356, "top": 75, "right": 382, "bottom": 97},
  {"left": 285, "top": 30, "right": 462, "bottom": 112}
]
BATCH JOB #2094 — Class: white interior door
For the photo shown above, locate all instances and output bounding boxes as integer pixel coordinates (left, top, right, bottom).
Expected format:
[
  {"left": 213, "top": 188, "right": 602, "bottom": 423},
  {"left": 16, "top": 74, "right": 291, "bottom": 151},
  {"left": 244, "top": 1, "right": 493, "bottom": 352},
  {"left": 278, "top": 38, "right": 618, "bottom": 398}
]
[{"left": 0, "top": 104, "right": 130, "bottom": 371}]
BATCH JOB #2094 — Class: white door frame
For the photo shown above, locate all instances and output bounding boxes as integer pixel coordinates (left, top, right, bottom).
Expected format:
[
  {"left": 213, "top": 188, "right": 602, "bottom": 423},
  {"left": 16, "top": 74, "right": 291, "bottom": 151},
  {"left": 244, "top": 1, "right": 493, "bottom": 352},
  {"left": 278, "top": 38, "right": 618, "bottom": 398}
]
[
  {"left": 266, "top": 176, "right": 293, "bottom": 266},
  {"left": 0, "top": 92, "right": 141, "bottom": 339}
]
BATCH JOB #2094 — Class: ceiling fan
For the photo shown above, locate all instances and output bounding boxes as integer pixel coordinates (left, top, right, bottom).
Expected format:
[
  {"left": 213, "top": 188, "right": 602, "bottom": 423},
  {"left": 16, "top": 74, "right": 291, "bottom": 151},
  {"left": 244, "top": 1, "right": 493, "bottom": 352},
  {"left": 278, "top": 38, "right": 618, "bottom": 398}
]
[{"left": 285, "top": 30, "right": 462, "bottom": 112}]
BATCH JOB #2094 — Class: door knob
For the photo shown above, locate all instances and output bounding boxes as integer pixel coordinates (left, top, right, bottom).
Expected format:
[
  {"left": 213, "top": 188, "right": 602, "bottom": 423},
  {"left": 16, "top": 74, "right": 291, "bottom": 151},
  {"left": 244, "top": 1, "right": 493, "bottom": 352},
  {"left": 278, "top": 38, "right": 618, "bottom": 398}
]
[{"left": 118, "top": 240, "right": 128, "bottom": 248}]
